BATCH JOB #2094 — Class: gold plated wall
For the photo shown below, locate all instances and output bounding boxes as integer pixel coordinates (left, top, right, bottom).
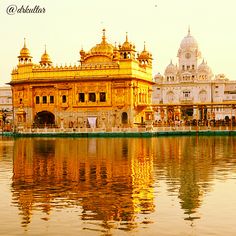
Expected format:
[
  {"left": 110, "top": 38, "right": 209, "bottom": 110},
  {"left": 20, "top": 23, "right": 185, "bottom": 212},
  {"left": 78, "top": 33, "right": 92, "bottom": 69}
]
[{"left": 10, "top": 30, "right": 154, "bottom": 129}]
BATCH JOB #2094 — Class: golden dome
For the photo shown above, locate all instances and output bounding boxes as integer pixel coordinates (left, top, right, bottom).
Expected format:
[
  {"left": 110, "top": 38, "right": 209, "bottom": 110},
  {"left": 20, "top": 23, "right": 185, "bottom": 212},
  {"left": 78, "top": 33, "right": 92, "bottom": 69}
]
[
  {"left": 40, "top": 46, "right": 52, "bottom": 65},
  {"left": 89, "top": 29, "right": 114, "bottom": 56},
  {"left": 120, "top": 33, "right": 134, "bottom": 50},
  {"left": 80, "top": 48, "right": 85, "bottom": 56},
  {"left": 20, "top": 47, "right": 30, "bottom": 57},
  {"left": 138, "top": 42, "right": 152, "bottom": 59},
  {"left": 41, "top": 52, "right": 50, "bottom": 62},
  {"left": 18, "top": 38, "right": 32, "bottom": 58}
]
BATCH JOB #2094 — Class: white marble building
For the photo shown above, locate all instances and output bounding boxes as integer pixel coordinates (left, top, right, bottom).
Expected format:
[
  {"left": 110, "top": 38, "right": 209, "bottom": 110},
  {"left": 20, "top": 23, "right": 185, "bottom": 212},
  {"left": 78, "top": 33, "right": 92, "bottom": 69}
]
[
  {"left": 153, "top": 28, "right": 236, "bottom": 122},
  {"left": 0, "top": 86, "right": 13, "bottom": 128}
]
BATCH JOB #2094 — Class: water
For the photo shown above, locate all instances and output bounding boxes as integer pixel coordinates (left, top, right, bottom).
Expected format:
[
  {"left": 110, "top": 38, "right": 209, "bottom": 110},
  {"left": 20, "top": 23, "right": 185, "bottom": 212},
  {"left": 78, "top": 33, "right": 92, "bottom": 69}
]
[{"left": 0, "top": 136, "right": 236, "bottom": 236}]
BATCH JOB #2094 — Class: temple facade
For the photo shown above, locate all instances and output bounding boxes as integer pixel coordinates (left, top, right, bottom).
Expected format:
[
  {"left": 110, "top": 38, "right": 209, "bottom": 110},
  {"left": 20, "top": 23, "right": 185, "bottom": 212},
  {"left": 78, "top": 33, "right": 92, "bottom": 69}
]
[
  {"left": 10, "top": 30, "right": 154, "bottom": 130},
  {"left": 152, "top": 28, "right": 236, "bottom": 123}
]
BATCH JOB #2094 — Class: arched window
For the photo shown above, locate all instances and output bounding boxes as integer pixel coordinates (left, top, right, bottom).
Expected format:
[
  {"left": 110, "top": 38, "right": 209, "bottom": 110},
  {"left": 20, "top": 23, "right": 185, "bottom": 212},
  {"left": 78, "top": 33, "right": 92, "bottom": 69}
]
[
  {"left": 36, "top": 96, "right": 40, "bottom": 104},
  {"left": 199, "top": 90, "right": 207, "bottom": 102},
  {"left": 167, "top": 91, "right": 175, "bottom": 102},
  {"left": 42, "top": 96, "right": 47, "bottom": 104},
  {"left": 62, "top": 95, "right": 67, "bottom": 103},
  {"left": 122, "top": 112, "right": 128, "bottom": 124}
]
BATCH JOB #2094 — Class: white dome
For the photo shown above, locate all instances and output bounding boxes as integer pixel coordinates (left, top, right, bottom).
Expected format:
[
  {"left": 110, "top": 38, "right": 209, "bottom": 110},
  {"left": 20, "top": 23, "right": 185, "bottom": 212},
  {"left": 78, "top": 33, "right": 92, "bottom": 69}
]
[
  {"left": 198, "top": 60, "right": 211, "bottom": 73},
  {"left": 165, "top": 60, "right": 177, "bottom": 75},
  {"left": 180, "top": 29, "right": 198, "bottom": 50},
  {"left": 154, "top": 72, "right": 163, "bottom": 82}
]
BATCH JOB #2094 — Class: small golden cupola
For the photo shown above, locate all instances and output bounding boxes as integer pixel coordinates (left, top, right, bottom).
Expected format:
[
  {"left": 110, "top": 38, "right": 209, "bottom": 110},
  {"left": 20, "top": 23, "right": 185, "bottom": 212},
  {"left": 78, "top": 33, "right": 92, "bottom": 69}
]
[
  {"left": 79, "top": 47, "right": 86, "bottom": 62},
  {"left": 119, "top": 32, "right": 136, "bottom": 59},
  {"left": 40, "top": 45, "right": 52, "bottom": 67},
  {"left": 138, "top": 42, "right": 152, "bottom": 67},
  {"left": 18, "top": 38, "right": 32, "bottom": 64},
  {"left": 112, "top": 42, "right": 119, "bottom": 61}
]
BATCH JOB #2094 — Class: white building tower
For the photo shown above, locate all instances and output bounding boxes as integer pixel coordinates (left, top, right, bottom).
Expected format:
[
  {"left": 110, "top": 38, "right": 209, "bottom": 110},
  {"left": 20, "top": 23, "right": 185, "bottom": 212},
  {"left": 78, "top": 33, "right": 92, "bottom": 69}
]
[
  {"left": 153, "top": 28, "right": 216, "bottom": 122},
  {"left": 177, "top": 27, "right": 201, "bottom": 82}
]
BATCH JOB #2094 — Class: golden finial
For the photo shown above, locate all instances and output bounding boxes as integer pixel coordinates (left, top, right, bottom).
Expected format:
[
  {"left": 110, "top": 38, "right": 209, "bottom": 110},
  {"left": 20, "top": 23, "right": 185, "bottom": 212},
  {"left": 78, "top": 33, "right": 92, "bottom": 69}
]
[
  {"left": 126, "top": 32, "right": 128, "bottom": 42},
  {"left": 102, "top": 28, "right": 106, "bottom": 43},
  {"left": 143, "top": 41, "right": 146, "bottom": 51},
  {"left": 24, "top": 38, "right": 26, "bottom": 48}
]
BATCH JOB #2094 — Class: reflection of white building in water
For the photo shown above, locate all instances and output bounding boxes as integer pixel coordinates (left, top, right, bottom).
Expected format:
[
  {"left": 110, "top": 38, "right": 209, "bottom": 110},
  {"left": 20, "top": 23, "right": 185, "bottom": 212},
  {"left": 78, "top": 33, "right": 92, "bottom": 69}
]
[{"left": 153, "top": 28, "right": 236, "bottom": 122}]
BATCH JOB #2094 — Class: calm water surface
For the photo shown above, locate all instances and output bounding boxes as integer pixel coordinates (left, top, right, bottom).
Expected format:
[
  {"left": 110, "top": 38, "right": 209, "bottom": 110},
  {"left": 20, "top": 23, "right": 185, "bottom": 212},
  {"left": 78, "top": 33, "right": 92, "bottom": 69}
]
[{"left": 0, "top": 136, "right": 236, "bottom": 236}]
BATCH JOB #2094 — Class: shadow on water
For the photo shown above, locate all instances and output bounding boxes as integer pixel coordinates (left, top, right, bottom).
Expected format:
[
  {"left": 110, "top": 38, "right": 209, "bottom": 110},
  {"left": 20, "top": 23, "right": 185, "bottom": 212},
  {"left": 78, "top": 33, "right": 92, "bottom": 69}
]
[{"left": 9, "top": 136, "right": 236, "bottom": 233}]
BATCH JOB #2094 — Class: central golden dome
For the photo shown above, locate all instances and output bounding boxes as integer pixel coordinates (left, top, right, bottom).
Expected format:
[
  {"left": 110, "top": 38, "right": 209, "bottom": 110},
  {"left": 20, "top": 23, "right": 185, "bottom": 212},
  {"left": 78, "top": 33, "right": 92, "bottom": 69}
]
[{"left": 89, "top": 29, "right": 114, "bottom": 56}]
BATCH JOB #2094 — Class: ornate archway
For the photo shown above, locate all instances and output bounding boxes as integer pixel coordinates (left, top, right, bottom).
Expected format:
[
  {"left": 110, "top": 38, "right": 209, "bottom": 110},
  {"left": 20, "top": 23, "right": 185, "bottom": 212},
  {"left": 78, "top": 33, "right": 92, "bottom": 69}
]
[
  {"left": 34, "top": 111, "right": 55, "bottom": 127},
  {"left": 167, "top": 91, "right": 175, "bottom": 102},
  {"left": 199, "top": 90, "right": 207, "bottom": 102},
  {"left": 121, "top": 112, "right": 128, "bottom": 124}
]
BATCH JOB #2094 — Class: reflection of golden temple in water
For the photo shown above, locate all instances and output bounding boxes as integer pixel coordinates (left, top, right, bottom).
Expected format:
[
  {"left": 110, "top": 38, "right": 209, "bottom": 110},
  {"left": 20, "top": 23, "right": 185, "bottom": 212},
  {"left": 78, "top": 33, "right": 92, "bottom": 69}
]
[
  {"left": 12, "top": 138, "right": 155, "bottom": 230},
  {"left": 11, "top": 136, "right": 236, "bottom": 230},
  {"left": 0, "top": 137, "right": 14, "bottom": 161}
]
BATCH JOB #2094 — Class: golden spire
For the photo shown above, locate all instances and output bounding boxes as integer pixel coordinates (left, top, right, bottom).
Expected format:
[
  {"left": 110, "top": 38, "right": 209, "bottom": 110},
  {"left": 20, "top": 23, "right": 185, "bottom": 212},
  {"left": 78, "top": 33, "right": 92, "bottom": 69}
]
[
  {"left": 126, "top": 32, "right": 128, "bottom": 42},
  {"left": 143, "top": 41, "right": 146, "bottom": 51},
  {"left": 24, "top": 38, "right": 26, "bottom": 48},
  {"left": 18, "top": 37, "right": 32, "bottom": 59},
  {"left": 138, "top": 41, "right": 152, "bottom": 61},
  {"left": 40, "top": 44, "right": 52, "bottom": 66},
  {"left": 102, "top": 29, "right": 106, "bottom": 43}
]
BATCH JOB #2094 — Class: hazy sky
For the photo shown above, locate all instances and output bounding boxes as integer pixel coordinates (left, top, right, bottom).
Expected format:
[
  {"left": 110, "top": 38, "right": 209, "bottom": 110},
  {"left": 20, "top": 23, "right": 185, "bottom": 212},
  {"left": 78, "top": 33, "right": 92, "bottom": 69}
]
[{"left": 0, "top": 0, "right": 236, "bottom": 85}]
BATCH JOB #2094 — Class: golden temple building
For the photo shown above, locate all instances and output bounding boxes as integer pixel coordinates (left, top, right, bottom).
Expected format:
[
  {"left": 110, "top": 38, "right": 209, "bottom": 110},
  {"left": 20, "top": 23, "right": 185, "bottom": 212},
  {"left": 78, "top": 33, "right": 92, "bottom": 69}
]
[{"left": 10, "top": 30, "right": 154, "bottom": 130}]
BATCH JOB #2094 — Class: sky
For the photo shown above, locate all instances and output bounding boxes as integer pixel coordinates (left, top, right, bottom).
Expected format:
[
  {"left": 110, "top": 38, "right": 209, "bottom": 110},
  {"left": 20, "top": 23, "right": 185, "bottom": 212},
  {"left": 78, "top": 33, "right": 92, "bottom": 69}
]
[{"left": 0, "top": 0, "right": 236, "bottom": 85}]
